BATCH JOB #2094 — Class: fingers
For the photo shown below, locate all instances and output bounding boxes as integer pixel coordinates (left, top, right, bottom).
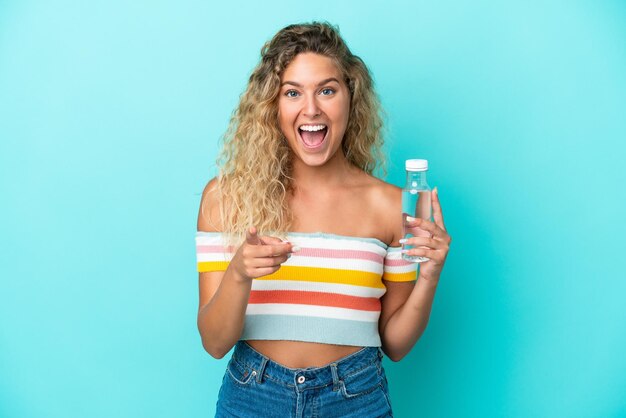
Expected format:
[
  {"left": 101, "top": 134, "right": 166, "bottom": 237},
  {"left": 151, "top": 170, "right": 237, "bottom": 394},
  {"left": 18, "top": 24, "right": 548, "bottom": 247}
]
[
  {"left": 236, "top": 228, "right": 301, "bottom": 280},
  {"left": 240, "top": 244, "right": 295, "bottom": 278},
  {"left": 405, "top": 216, "right": 450, "bottom": 243},
  {"left": 246, "top": 228, "right": 291, "bottom": 249},
  {"left": 243, "top": 241, "right": 294, "bottom": 257},
  {"left": 431, "top": 187, "right": 446, "bottom": 231},
  {"left": 254, "top": 254, "right": 291, "bottom": 267},
  {"left": 260, "top": 242, "right": 296, "bottom": 257},
  {"left": 401, "top": 247, "right": 437, "bottom": 260},
  {"left": 261, "top": 236, "right": 286, "bottom": 245},
  {"left": 399, "top": 236, "right": 446, "bottom": 249}
]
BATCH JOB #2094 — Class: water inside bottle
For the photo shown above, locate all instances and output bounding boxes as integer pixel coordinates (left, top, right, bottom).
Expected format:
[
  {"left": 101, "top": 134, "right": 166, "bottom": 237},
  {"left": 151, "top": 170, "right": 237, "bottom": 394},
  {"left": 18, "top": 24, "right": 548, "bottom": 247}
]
[{"left": 402, "top": 189, "right": 432, "bottom": 263}]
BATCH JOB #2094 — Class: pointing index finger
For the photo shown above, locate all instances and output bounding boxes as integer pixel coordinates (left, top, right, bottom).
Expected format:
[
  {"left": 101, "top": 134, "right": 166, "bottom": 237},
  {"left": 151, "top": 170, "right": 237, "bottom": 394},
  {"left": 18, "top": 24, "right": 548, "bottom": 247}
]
[
  {"left": 262, "top": 242, "right": 297, "bottom": 257},
  {"left": 246, "top": 226, "right": 261, "bottom": 245}
]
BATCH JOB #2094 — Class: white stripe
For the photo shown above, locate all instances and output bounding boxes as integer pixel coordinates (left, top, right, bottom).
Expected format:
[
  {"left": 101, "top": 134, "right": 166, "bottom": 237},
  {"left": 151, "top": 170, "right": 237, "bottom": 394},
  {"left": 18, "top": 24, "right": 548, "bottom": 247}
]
[
  {"left": 197, "top": 253, "right": 386, "bottom": 272},
  {"left": 286, "top": 236, "right": 387, "bottom": 254},
  {"left": 196, "top": 232, "right": 386, "bottom": 251},
  {"left": 197, "top": 232, "right": 390, "bottom": 255},
  {"left": 283, "top": 256, "right": 383, "bottom": 274},
  {"left": 245, "top": 303, "right": 380, "bottom": 322},
  {"left": 384, "top": 265, "right": 418, "bottom": 274},
  {"left": 197, "top": 253, "right": 233, "bottom": 262},
  {"left": 195, "top": 234, "right": 224, "bottom": 245},
  {"left": 251, "top": 280, "right": 387, "bottom": 298},
  {"left": 383, "top": 249, "right": 404, "bottom": 259}
]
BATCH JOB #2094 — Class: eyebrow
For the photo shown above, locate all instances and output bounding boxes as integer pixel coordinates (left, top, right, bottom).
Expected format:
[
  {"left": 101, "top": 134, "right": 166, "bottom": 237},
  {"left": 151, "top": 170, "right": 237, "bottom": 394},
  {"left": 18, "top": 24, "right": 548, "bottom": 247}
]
[{"left": 280, "top": 77, "right": 341, "bottom": 88}]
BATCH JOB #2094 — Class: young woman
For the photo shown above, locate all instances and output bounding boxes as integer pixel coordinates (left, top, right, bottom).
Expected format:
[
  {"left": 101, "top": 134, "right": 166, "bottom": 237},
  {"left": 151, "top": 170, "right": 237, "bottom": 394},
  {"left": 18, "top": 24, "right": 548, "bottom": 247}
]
[{"left": 196, "top": 22, "right": 451, "bottom": 417}]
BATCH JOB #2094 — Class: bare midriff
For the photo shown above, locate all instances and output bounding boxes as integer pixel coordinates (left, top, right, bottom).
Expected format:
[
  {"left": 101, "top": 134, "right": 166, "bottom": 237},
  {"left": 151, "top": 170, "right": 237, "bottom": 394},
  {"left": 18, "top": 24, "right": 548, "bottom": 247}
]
[{"left": 246, "top": 340, "right": 365, "bottom": 369}]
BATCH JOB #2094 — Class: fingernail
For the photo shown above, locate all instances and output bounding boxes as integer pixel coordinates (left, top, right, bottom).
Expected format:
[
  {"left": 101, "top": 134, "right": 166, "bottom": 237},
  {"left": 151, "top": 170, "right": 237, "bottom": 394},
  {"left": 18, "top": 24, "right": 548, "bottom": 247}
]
[
  {"left": 406, "top": 216, "right": 416, "bottom": 222},
  {"left": 399, "top": 238, "right": 408, "bottom": 244},
  {"left": 401, "top": 249, "right": 410, "bottom": 254},
  {"left": 292, "top": 246, "right": 301, "bottom": 252}
]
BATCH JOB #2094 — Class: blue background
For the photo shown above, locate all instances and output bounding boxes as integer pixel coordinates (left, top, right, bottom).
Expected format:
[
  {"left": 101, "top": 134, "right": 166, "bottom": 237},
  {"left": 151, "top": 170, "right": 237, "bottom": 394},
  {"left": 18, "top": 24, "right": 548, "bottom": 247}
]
[{"left": 1, "top": 1, "right": 625, "bottom": 417}]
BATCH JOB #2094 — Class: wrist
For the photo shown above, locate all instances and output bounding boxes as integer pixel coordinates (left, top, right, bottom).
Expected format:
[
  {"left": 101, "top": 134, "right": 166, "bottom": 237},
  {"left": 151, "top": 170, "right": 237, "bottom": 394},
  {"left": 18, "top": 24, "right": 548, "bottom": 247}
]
[
  {"left": 226, "top": 265, "right": 252, "bottom": 284},
  {"left": 418, "top": 273, "right": 440, "bottom": 288}
]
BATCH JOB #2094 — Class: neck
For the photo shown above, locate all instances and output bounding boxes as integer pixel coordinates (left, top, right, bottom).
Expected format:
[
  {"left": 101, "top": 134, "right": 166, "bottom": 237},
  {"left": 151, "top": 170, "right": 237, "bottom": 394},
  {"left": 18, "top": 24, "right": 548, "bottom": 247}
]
[{"left": 291, "top": 150, "right": 354, "bottom": 190}]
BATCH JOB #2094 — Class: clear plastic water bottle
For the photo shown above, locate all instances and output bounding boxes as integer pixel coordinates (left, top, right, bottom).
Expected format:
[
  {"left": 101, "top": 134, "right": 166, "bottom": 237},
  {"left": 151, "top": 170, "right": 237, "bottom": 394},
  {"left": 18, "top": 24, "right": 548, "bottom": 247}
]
[{"left": 402, "top": 159, "right": 432, "bottom": 263}]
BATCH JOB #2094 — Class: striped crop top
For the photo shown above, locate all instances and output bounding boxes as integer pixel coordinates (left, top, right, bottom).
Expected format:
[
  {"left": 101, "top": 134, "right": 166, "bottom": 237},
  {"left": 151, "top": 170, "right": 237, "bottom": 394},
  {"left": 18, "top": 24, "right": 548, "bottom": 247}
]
[{"left": 195, "top": 231, "right": 417, "bottom": 347}]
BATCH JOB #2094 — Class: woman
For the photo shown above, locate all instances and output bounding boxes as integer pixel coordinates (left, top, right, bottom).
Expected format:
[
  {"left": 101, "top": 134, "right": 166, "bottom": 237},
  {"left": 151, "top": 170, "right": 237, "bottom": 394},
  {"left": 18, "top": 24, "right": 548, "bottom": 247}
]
[{"left": 196, "top": 22, "right": 451, "bottom": 417}]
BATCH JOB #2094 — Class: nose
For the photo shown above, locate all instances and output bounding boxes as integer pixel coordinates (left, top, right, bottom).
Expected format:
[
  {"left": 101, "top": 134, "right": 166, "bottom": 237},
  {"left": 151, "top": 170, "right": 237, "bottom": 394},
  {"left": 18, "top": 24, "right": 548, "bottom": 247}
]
[{"left": 303, "top": 94, "right": 321, "bottom": 117}]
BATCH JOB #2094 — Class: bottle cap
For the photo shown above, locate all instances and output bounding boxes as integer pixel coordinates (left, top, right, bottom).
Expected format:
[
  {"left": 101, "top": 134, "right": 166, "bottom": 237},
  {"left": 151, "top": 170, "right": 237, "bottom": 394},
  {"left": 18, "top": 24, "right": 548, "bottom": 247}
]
[{"left": 405, "top": 159, "right": 428, "bottom": 171}]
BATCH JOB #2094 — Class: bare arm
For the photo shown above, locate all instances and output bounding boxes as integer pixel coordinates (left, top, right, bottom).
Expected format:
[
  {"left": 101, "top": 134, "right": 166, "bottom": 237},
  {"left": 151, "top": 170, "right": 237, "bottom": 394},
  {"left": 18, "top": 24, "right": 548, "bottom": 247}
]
[
  {"left": 196, "top": 179, "right": 293, "bottom": 358},
  {"left": 197, "top": 268, "right": 253, "bottom": 359},
  {"left": 378, "top": 187, "right": 451, "bottom": 361},
  {"left": 379, "top": 279, "right": 438, "bottom": 362}
]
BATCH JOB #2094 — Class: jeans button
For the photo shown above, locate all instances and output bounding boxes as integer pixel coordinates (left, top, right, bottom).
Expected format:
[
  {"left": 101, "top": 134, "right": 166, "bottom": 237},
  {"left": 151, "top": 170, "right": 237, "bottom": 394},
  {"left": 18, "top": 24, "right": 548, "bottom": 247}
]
[{"left": 297, "top": 375, "right": 306, "bottom": 384}]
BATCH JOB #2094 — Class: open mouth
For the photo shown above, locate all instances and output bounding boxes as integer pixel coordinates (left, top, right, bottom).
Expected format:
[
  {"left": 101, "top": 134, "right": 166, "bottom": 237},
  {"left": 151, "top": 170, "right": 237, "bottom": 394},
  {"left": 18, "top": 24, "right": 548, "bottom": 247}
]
[{"left": 298, "top": 124, "right": 328, "bottom": 149}]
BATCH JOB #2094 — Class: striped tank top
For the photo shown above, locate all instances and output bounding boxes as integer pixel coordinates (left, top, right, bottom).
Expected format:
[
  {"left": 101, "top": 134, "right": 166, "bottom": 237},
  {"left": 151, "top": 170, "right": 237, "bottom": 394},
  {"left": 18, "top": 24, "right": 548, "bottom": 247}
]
[{"left": 195, "top": 231, "right": 417, "bottom": 347}]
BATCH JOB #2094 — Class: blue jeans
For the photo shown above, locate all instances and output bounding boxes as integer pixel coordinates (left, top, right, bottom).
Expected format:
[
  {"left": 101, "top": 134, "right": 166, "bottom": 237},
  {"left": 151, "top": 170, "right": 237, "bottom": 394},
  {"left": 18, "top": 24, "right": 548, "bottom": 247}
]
[{"left": 215, "top": 341, "right": 394, "bottom": 417}]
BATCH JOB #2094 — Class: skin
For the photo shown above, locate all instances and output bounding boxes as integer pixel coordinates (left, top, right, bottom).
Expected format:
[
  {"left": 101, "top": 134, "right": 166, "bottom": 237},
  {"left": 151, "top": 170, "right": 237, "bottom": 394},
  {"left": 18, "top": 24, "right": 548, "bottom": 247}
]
[
  {"left": 197, "top": 53, "right": 451, "bottom": 367},
  {"left": 277, "top": 52, "right": 350, "bottom": 171}
]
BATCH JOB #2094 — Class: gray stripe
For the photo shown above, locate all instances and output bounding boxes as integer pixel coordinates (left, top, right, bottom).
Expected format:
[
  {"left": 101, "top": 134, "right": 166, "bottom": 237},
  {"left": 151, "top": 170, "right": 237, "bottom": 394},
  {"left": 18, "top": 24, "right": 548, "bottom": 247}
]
[{"left": 241, "top": 315, "right": 382, "bottom": 347}]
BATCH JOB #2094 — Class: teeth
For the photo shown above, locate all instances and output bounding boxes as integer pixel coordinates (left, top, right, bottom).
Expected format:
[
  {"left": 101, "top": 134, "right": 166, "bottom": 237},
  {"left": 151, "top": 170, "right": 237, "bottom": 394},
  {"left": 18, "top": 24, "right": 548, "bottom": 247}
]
[{"left": 299, "top": 124, "right": 327, "bottom": 132}]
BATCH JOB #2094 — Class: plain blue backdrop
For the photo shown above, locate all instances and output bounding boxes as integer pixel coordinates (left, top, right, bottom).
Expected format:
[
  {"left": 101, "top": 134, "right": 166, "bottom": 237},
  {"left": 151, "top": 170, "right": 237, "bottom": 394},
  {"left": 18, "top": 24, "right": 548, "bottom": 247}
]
[{"left": 1, "top": 1, "right": 625, "bottom": 417}]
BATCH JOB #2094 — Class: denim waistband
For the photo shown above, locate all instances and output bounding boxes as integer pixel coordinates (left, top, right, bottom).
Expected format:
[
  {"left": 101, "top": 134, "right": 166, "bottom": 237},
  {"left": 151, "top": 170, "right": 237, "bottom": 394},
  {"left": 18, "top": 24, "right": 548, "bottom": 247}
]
[{"left": 231, "top": 341, "right": 384, "bottom": 390}]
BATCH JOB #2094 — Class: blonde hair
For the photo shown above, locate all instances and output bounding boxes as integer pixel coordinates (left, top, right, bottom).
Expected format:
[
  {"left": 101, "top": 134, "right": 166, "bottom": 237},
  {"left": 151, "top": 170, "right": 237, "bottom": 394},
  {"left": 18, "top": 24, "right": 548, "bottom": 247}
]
[{"left": 204, "top": 22, "right": 385, "bottom": 242}]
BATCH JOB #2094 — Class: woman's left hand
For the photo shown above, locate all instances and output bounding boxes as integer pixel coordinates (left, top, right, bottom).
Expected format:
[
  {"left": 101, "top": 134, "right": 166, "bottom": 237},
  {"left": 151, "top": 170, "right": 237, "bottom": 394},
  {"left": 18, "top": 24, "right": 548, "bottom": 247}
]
[{"left": 400, "top": 187, "right": 451, "bottom": 283}]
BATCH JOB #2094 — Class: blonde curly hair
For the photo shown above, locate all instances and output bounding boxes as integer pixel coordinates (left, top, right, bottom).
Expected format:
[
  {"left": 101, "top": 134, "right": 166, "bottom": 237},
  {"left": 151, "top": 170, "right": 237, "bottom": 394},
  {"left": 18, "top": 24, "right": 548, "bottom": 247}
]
[{"left": 203, "top": 21, "right": 385, "bottom": 242}]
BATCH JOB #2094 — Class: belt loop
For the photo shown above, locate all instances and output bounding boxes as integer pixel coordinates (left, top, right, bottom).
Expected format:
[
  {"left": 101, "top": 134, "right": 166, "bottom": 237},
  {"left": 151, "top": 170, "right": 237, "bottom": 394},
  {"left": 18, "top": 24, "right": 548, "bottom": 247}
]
[
  {"left": 330, "top": 363, "right": 340, "bottom": 391},
  {"left": 376, "top": 348, "right": 384, "bottom": 374},
  {"left": 256, "top": 356, "right": 268, "bottom": 383}
]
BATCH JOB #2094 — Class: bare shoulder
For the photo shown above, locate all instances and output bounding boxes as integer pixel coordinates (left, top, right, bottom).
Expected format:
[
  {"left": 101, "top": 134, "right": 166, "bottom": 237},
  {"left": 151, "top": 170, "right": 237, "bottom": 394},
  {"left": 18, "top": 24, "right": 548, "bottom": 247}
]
[
  {"left": 357, "top": 173, "right": 403, "bottom": 246},
  {"left": 197, "top": 178, "right": 227, "bottom": 311},
  {"left": 197, "top": 177, "right": 223, "bottom": 232},
  {"left": 367, "top": 175, "right": 401, "bottom": 201}
]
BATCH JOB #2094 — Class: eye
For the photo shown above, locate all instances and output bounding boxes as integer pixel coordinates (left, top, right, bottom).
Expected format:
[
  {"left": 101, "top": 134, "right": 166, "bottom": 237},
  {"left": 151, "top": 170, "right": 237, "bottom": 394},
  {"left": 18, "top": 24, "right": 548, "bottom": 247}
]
[
  {"left": 320, "top": 88, "right": 335, "bottom": 96},
  {"left": 284, "top": 90, "right": 300, "bottom": 98}
]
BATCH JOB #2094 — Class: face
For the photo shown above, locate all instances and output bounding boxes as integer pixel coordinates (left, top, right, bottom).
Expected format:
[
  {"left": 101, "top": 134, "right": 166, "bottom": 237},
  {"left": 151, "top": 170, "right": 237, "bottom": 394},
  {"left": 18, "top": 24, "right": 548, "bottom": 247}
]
[{"left": 278, "top": 53, "right": 351, "bottom": 167}]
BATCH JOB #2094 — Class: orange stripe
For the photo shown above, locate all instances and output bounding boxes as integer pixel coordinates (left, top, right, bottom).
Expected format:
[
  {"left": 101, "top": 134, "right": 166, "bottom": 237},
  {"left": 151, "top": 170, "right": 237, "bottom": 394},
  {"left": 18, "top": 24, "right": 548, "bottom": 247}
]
[{"left": 249, "top": 290, "right": 381, "bottom": 311}]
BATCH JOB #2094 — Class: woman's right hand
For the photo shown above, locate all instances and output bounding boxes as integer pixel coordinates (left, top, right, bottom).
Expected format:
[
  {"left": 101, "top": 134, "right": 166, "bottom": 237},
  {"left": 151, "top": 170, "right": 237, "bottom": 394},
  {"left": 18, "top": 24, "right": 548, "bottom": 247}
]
[{"left": 229, "top": 226, "right": 298, "bottom": 282}]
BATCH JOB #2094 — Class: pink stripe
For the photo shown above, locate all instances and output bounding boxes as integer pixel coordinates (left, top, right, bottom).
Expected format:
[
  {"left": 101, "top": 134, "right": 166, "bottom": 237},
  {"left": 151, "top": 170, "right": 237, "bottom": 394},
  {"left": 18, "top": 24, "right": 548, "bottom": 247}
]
[
  {"left": 198, "top": 244, "right": 385, "bottom": 264},
  {"left": 384, "top": 258, "right": 414, "bottom": 267},
  {"left": 196, "top": 245, "right": 235, "bottom": 253},
  {"left": 298, "top": 247, "right": 383, "bottom": 264}
]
